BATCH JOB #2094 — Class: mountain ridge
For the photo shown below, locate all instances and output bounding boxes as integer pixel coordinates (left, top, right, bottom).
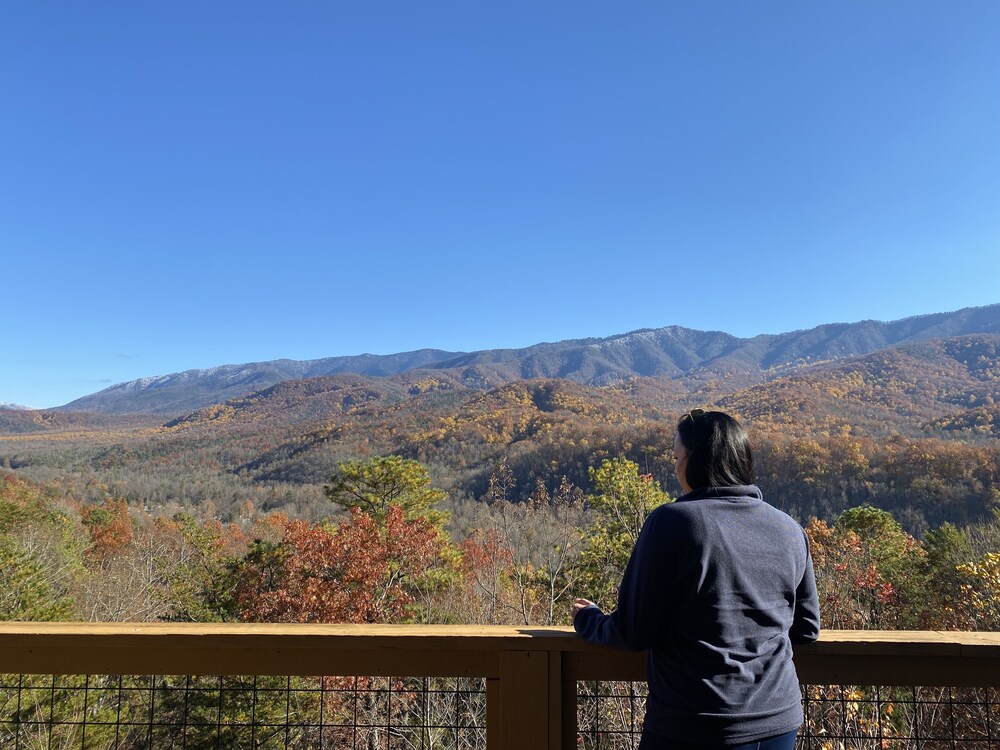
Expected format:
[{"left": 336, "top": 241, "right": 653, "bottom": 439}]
[{"left": 51, "top": 303, "right": 1000, "bottom": 415}]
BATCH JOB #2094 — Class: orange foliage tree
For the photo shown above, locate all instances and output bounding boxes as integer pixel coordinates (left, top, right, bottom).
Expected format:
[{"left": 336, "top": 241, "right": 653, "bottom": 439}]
[
  {"left": 805, "top": 506, "right": 928, "bottom": 629},
  {"left": 458, "top": 528, "right": 516, "bottom": 624},
  {"left": 233, "top": 506, "right": 445, "bottom": 623},
  {"left": 79, "top": 498, "right": 133, "bottom": 564}
]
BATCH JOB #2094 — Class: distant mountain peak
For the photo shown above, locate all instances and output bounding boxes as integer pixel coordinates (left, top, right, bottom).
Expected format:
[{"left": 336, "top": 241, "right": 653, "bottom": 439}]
[{"left": 0, "top": 402, "right": 33, "bottom": 410}]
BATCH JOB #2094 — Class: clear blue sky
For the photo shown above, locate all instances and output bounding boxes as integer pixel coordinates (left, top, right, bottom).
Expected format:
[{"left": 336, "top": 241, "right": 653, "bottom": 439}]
[{"left": 3, "top": 2, "right": 998, "bottom": 408}]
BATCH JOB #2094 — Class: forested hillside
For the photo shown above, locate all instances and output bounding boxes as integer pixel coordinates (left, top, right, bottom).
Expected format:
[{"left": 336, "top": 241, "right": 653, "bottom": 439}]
[
  {"left": 2, "top": 458, "right": 999, "bottom": 632},
  {"left": 2, "top": 335, "right": 999, "bottom": 534}
]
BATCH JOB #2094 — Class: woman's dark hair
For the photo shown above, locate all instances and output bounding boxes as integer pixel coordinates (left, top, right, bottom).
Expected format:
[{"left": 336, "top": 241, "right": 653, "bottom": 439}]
[{"left": 676, "top": 409, "right": 754, "bottom": 489}]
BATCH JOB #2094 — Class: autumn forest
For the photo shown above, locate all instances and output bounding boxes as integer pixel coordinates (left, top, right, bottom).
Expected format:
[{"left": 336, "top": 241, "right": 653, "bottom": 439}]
[{"left": 1, "top": 330, "right": 999, "bottom": 633}]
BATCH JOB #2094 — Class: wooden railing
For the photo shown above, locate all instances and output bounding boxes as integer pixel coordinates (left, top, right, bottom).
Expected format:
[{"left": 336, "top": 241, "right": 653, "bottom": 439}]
[{"left": 0, "top": 623, "right": 997, "bottom": 749}]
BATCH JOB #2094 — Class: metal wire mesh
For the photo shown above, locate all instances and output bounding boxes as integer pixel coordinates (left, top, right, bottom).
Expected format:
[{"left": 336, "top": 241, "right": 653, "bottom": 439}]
[
  {"left": 0, "top": 674, "right": 486, "bottom": 750},
  {"left": 799, "top": 685, "right": 999, "bottom": 750},
  {"left": 2, "top": 672, "right": 996, "bottom": 749},
  {"left": 576, "top": 680, "right": 647, "bottom": 750},
  {"left": 576, "top": 682, "right": 1000, "bottom": 750}
]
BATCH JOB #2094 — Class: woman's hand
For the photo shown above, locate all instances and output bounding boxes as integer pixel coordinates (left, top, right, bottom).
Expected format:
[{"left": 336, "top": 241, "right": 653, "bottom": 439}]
[{"left": 572, "top": 597, "right": 598, "bottom": 622}]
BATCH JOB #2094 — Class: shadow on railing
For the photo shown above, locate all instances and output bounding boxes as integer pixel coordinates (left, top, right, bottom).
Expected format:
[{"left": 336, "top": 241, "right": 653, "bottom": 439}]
[{"left": 0, "top": 623, "right": 997, "bottom": 749}]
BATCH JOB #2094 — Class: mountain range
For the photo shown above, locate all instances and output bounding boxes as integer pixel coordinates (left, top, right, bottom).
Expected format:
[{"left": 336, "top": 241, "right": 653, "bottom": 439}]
[
  {"left": 3, "top": 305, "right": 999, "bottom": 532},
  {"left": 54, "top": 304, "right": 1000, "bottom": 415}
]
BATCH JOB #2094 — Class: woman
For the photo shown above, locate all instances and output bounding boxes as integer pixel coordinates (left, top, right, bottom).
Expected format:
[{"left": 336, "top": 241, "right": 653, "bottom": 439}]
[{"left": 573, "top": 410, "right": 820, "bottom": 750}]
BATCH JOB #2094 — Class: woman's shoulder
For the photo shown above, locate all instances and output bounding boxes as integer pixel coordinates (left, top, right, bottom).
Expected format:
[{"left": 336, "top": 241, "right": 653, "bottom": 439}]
[
  {"left": 653, "top": 486, "right": 805, "bottom": 532},
  {"left": 645, "top": 496, "right": 706, "bottom": 534}
]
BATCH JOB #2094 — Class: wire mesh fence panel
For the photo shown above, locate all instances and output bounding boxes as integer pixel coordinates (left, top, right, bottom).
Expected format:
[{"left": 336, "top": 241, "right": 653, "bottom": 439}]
[
  {"left": 799, "top": 685, "right": 1000, "bottom": 750},
  {"left": 0, "top": 674, "right": 487, "bottom": 750},
  {"left": 576, "top": 680, "right": 648, "bottom": 750},
  {"left": 0, "top": 672, "right": 995, "bottom": 749},
  {"left": 576, "top": 683, "right": 1000, "bottom": 750}
]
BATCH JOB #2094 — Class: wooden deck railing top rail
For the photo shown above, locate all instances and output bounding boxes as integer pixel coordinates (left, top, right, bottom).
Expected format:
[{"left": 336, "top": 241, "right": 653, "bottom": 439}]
[{"left": 0, "top": 623, "right": 996, "bottom": 681}]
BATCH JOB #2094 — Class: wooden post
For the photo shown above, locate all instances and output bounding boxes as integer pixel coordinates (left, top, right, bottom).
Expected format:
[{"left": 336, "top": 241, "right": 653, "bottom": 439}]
[{"left": 498, "top": 650, "right": 551, "bottom": 750}]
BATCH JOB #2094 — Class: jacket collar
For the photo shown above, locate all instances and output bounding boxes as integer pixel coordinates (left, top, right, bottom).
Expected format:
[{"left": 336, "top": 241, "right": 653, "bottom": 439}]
[{"left": 675, "top": 485, "right": 763, "bottom": 503}]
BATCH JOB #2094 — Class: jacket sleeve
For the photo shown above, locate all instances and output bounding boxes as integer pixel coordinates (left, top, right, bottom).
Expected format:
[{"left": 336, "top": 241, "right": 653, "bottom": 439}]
[
  {"left": 574, "top": 513, "right": 671, "bottom": 651},
  {"left": 789, "top": 531, "right": 821, "bottom": 645}
]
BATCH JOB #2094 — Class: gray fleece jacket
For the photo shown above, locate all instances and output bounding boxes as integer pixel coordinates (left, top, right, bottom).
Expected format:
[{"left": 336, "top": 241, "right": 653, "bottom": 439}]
[{"left": 574, "top": 485, "right": 820, "bottom": 745}]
